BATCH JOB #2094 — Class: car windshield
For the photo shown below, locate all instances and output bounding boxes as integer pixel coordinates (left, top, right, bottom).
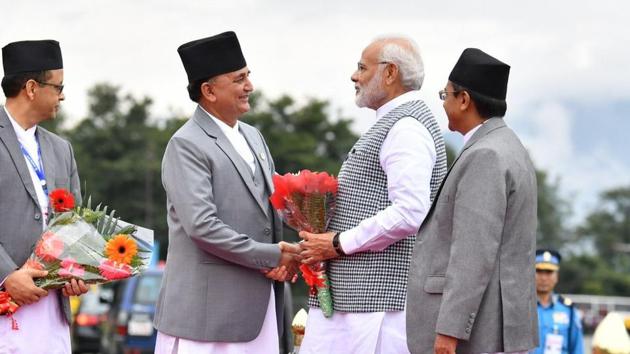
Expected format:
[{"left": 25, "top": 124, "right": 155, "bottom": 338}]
[{"left": 133, "top": 273, "right": 162, "bottom": 305}]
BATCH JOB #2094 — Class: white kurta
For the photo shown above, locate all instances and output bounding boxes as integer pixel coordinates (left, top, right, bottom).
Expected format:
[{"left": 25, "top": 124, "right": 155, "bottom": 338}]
[
  {"left": 155, "top": 286, "right": 278, "bottom": 354},
  {"left": 301, "top": 91, "right": 436, "bottom": 354},
  {"left": 0, "top": 108, "right": 71, "bottom": 354},
  {"left": 155, "top": 110, "right": 279, "bottom": 354}
]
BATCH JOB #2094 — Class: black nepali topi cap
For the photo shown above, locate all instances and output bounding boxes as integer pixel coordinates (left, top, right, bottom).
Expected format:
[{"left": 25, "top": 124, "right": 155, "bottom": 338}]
[
  {"left": 449, "top": 48, "right": 510, "bottom": 102},
  {"left": 2, "top": 40, "right": 63, "bottom": 75},
  {"left": 178, "top": 31, "right": 247, "bottom": 82}
]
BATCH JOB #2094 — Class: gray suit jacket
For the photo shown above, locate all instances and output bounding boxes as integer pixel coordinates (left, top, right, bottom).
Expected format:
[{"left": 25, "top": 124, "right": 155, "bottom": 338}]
[
  {"left": 0, "top": 107, "right": 81, "bottom": 323},
  {"left": 406, "top": 118, "right": 538, "bottom": 353},
  {"left": 154, "top": 106, "right": 284, "bottom": 342}
]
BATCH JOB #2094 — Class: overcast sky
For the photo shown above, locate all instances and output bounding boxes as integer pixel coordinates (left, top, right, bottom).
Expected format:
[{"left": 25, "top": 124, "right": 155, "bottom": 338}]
[{"left": 2, "top": 0, "right": 629, "bottom": 223}]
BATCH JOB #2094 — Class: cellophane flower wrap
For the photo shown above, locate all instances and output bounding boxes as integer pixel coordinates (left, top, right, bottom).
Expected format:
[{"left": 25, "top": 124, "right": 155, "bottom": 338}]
[
  {"left": 0, "top": 188, "right": 153, "bottom": 329},
  {"left": 269, "top": 170, "right": 337, "bottom": 318}
]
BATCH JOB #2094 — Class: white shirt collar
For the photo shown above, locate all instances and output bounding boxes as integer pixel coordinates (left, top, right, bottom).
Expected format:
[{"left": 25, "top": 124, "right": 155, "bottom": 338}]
[
  {"left": 4, "top": 106, "right": 37, "bottom": 141},
  {"left": 463, "top": 123, "right": 483, "bottom": 145},
  {"left": 199, "top": 106, "right": 241, "bottom": 137},
  {"left": 375, "top": 90, "right": 423, "bottom": 120}
]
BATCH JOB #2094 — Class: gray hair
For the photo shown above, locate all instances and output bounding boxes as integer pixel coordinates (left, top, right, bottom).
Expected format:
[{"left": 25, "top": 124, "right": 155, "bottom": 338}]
[{"left": 374, "top": 36, "right": 424, "bottom": 90}]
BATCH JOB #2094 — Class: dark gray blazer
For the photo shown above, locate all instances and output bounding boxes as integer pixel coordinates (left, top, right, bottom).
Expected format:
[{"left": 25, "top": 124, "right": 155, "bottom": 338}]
[
  {"left": 154, "top": 106, "right": 284, "bottom": 342},
  {"left": 0, "top": 107, "right": 81, "bottom": 323},
  {"left": 406, "top": 118, "right": 538, "bottom": 353}
]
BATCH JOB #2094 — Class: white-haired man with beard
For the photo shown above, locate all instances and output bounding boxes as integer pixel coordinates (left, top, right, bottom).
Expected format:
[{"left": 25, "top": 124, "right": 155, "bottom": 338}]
[{"left": 298, "top": 36, "right": 447, "bottom": 353}]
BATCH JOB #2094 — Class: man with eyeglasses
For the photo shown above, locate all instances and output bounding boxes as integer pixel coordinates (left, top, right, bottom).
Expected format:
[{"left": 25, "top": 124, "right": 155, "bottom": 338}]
[
  {"left": 298, "top": 35, "right": 447, "bottom": 354},
  {"left": 406, "top": 48, "right": 538, "bottom": 354},
  {"left": 0, "top": 39, "right": 87, "bottom": 353},
  {"left": 534, "top": 249, "right": 584, "bottom": 354}
]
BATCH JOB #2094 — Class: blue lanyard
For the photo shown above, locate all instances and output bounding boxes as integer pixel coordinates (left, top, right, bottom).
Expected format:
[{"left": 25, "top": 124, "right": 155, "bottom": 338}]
[{"left": 19, "top": 138, "right": 48, "bottom": 197}]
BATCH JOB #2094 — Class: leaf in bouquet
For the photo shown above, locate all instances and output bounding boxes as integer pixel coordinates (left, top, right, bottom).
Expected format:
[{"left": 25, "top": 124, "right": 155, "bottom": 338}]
[
  {"left": 98, "top": 210, "right": 117, "bottom": 237},
  {"left": 129, "top": 256, "right": 144, "bottom": 269},
  {"left": 115, "top": 225, "right": 136, "bottom": 237},
  {"left": 47, "top": 212, "right": 74, "bottom": 227},
  {"left": 81, "top": 208, "right": 103, "bottom": 224},
  {"left": 95, "top": 205, "right": 107, "bottom": 230}
]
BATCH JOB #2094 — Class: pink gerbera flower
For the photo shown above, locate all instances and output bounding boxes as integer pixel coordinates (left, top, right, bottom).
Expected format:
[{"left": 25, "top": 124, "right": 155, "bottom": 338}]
[
  {"left": 34, "top": 231, "right": 64, "bottom": 263},
  {"left": 98, "top": 259, "right": 132, "bottom": 281},
  {"left": 58, "top": 257, "right": 85, "bottom": 278}
]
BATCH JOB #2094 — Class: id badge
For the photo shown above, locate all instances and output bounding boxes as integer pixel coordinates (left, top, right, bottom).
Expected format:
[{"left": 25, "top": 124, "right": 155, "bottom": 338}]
[{"left": 543, "top": 333, "right": 563, "bottom": 354}]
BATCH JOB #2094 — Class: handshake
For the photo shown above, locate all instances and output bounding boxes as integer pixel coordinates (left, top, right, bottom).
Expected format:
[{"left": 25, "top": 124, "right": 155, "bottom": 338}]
[
  {"left": 262, "top": 241, "right": 303, "bottom": 282},
  {"left": 262, "top": 231, "right": 340, "bottom": 282}
]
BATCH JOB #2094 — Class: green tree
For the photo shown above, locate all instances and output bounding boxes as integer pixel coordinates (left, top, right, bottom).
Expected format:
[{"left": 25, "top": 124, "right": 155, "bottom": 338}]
[
  {"left": 556, "top": 186, "right": 630, "bottom": 296},
  {"left": 242, "top": 92, "right": 358, "bottom": 175},
  {"left": 578, "top": 186, "right": 630, "bottom": 272},
  {"left": 445, "top": 143, "right": 457, "bottom": 168},
  {"left": 536, "top": 169, "right": 572, "bottom": 251},
  {"left": 66, "top": 83, "right": 184, "bottom": 257}
]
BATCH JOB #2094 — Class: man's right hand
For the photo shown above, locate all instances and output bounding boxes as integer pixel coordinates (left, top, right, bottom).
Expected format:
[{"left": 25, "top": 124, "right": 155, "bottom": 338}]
[
  {"left": 3, "top": 268, "right": 48, "bottom": 306},
  {"left": 263, "top": 242, "right": 301, "bottom": 282}
]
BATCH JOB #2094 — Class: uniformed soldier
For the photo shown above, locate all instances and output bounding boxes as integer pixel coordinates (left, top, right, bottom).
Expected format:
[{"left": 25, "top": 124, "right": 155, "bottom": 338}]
[{"left": 533, "top": 249, "right": 584, "bottom": 354}]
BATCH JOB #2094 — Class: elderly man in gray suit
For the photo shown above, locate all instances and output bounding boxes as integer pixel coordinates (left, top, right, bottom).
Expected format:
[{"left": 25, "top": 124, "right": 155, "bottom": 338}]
[
  {"left": 0, "top": 39, "right": 87, "bottom": 353},
  {"left": 406, "top": 48, "right": 538, "bottom": 354},
  {"left": 154, "top": 31, "right": 299, "bottom": 354}
]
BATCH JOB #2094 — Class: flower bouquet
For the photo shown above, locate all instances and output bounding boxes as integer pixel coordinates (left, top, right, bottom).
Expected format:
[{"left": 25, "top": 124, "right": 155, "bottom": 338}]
[
  {"left": 269, "top": 170, "right": 337, "bottom": 318},
  {"left": 0, "top": 188, "right": 153, "bottom": 329}
]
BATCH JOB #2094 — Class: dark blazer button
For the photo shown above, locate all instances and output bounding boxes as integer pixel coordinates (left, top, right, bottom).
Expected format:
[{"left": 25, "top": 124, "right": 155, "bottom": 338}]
[
  {"left": 264, "top": 228, "right": 271, "bottom": 236},
  {"left": 34, "top": 213, "right": 41, "bottom": 220}
]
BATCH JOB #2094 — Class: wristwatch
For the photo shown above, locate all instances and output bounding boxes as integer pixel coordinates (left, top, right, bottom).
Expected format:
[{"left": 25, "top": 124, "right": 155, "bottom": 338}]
[{"left": 332, "top": 232, "right": 346, "bottom": 256}]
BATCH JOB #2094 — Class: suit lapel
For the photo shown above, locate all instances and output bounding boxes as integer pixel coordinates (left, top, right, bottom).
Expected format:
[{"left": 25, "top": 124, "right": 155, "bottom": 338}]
[
  {"left": 0, "top": 108, "right": 40, "bottom": 206},
  {"left": 240, "top": 125, "right": 273, "bottom": 193},
  {"left": 192, "top": 107, "right": 269, "bottom": 216}
]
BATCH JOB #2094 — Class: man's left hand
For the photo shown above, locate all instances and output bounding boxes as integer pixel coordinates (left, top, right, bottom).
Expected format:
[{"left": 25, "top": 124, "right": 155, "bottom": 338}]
[
  {"left": 434, "top": 333, "right": 458, "bottom": 354},
  {"left": 61, "top": 279, "right": 89, "bottom": 297},
  {"left": 299, "top": 231, "right": 338, "bottom": 265}
]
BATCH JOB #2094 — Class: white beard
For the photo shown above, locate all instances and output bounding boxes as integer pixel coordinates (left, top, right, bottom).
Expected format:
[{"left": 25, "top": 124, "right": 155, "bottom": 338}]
[{"left": 355, "top": 69, "right": 386, "bottom": 108}]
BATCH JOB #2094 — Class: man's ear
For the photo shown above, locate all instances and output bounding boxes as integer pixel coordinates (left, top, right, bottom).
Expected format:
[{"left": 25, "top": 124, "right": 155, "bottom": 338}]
[
  {"left": 384, "top": 63, "right": 399, "bottom": 86},
  {"left": 24, "top": 79, "right": 37, "bottom": 101},
  {"left": 201, "top": 81, "right": 217, "bottom": 103},
  {"left": 459, "top": 91, "right": 471, "bottom": 112}
]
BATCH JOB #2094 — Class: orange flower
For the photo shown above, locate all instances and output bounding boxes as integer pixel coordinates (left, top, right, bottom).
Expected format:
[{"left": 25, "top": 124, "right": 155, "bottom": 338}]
[{"left": 104, "top": 234, "right": 138, "bottom": 265}]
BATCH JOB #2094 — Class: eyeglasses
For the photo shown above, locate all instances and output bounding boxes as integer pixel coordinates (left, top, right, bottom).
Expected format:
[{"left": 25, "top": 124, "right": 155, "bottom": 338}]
[
  {"left": 356, "top": 61, "right": 393, "bottom": 71},
  {"left": 36, "top": 81, "right": 64, "bottom": 94},
  {"left": 438, "top": 89, "right": 460, "bottom": 100}
]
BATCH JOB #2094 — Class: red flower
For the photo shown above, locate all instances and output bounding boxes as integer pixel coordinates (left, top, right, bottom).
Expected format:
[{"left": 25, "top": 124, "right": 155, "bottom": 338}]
[
  {"left": 270, "top": 174, "right": 289, "bottom": 210},
  {"left": 98, "top": 259, "right": 132, "bottom": 280},
  {"left": 300, "top": 264, "right": 326, "bottom": 289},
  {"left": 49, "top": 189, "right": 75, "bottom": 212},
  {"left": 0, "top": 291, "right": 20, "bottom": 330},
  {"left": 58, "top": 257, "right": 85, "bottom": 278},
  {"left": 34, "top": 231, "right": 64, "bottom": 262}
]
